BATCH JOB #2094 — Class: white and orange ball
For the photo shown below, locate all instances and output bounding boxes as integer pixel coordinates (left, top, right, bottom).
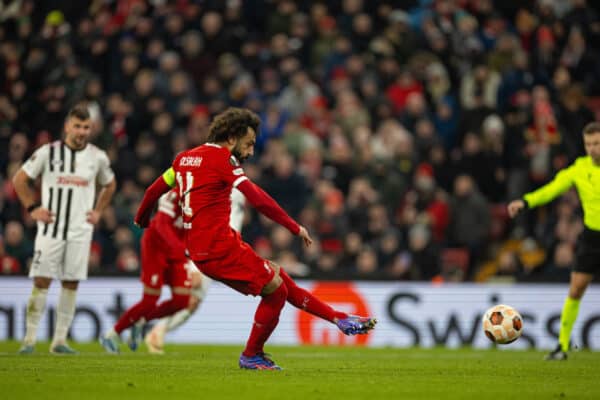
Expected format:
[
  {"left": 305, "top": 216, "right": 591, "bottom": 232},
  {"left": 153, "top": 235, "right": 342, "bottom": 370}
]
[{"left": 482, "top": 304, "right": 523, "bottom": 345}]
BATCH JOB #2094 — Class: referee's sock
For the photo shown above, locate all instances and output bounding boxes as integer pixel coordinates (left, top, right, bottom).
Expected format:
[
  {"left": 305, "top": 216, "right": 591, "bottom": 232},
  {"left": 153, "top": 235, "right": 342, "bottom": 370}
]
[{"left": 559, "top": 296, "right": 581, "bottom": 352}]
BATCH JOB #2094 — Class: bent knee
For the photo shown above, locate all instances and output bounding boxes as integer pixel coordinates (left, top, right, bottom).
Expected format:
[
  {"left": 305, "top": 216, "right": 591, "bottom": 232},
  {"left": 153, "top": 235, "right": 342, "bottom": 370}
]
[{"left": 262, "top": 274, "right": 284, "bottom": 296}]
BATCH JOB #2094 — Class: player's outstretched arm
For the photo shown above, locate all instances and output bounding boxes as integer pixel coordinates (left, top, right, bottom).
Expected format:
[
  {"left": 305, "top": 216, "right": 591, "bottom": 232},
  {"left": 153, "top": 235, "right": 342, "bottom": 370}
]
[
  {"left": 297, "top": 225, "right": 313, "bottom": 247},
  {"left": 236, "top": 179, "right": 301, "bottom": 235},
  {"left": 134, "top": 171, "right": 174, "bottom": 227}
]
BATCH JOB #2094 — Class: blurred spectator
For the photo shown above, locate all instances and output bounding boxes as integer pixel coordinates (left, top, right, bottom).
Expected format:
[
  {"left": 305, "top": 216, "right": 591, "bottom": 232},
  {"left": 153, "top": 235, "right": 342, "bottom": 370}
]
[
  {"left": 3, "top": 220, "right": 32, "bottom": 272},
  {"left": 543, "top": 241, "right": 574, "bottom": 282},
  {"left": 407, "top": 223, "right": 441, "bottom": 281},
  {"left": 448, "top": 174, "right": 491, "bottom": 277}
]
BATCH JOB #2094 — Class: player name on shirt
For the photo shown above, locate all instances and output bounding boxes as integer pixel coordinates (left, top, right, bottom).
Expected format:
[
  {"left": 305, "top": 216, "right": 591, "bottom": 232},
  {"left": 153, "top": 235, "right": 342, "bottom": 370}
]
[{"left": 179, "top": 156, "right": 202, "bottom": 167}]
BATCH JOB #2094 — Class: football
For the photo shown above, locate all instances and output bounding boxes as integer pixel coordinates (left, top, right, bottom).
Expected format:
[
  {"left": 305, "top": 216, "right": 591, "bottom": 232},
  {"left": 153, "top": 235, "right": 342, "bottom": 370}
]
[{"left": 482, "top": 304, "right": 523, "bottom": 344}]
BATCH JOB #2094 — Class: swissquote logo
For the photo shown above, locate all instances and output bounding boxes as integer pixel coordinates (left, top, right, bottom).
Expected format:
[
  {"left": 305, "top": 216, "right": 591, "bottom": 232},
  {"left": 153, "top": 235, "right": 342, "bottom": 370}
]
[{"left": 297, "top": 282, "right": 371, "bottom": 345}]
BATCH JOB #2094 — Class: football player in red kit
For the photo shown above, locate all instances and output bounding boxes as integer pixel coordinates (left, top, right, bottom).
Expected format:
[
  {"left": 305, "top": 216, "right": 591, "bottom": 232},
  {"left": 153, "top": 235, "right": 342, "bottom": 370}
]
[
  {"left": 100, "top": 189, "right": 202, "bottom": 353},
  {"left": 134, "top": 108, "right": 376, "bottom": 370}
]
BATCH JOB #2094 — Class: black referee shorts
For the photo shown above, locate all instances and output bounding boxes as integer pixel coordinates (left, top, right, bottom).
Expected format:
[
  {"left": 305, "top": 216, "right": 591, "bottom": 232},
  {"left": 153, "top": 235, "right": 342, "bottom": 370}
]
[{"left": 574, "top": 227, "right": 600, "bottom": 274}]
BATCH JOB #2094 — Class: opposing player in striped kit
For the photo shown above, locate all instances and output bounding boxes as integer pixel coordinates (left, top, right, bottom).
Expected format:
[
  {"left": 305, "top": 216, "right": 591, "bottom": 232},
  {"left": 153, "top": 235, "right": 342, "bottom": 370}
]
[{"left": 13, "top": 104, "right": 116, "bottom": 354}]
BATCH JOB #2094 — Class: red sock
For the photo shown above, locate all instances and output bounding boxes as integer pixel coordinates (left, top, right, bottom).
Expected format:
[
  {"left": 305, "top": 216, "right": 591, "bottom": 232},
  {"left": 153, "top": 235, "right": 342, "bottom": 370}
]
[
  {"left": 145, "top": 294, "right": 190, "bottom": 321},
  {"left": 243, "top": 283, "right": 288, "bottom": 357},
  {"left": 114, "top": 293, "right": 159, "bottom": 334},
  {"left": 280, "top": 269, "right": 347, "bottom": 322}
]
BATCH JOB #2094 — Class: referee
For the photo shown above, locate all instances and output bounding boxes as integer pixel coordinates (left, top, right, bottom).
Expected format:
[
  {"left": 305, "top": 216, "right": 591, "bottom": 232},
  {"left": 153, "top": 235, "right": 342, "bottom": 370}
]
[{"left": 508, "top": 121, "right": 600, "bottom": 360}]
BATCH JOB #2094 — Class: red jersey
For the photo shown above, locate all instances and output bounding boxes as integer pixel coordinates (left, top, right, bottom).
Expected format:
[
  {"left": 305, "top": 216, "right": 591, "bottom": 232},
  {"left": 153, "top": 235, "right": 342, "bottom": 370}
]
[
  {"left": 172, "top": 143, "right": 249, "bottom": 261},
  {"left": 149, "top": 189, "right": 184, "bottom": 240},
  {"left": 144, "top": 188, "right": 186, "bottom": 258}
]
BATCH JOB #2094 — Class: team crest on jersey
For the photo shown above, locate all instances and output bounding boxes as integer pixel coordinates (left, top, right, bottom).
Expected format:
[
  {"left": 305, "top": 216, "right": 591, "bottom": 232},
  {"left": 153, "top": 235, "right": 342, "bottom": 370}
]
[{"left": 229, "top": 156, "right": 240, "bottom": 167}]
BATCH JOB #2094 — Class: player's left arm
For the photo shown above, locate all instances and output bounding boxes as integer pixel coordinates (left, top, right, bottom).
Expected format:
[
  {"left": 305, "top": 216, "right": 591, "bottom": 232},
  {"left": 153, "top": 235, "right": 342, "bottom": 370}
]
[
  {"left": 235, "top": 179, "right": 299, "bottom": 233},
  {"left": 220, "top": 153, "right": 312, "bottom": 246},
  {"left": 134, "top": 167, "right": 177, "bottom": 227},
  {"left": 88, "top": 178, "right": 116, "bottom": 224},
  {"left": 88, "top": 151, "right": 117, "bottom": 225}
]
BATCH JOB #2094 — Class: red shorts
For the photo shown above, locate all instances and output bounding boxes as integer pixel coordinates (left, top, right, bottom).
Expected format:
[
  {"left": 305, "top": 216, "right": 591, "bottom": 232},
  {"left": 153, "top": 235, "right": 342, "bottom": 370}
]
[
  {"left": 195, "top": 237, "right": 274, "bottom": 296},
  {"left": 140, "top": 229, "right": 192, "bottom": 290}
]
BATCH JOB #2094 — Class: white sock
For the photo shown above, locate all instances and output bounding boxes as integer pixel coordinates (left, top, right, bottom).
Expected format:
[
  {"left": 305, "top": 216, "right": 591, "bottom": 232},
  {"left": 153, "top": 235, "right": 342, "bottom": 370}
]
[
  {"left": 164, "top": 309, "right": 192, "bottom": 332},
  {"left": 23, "top": 287, "right": 48, "bottom": 346},
  {"left": 51, "top": 288, "right": 77, "bottom": 347}
]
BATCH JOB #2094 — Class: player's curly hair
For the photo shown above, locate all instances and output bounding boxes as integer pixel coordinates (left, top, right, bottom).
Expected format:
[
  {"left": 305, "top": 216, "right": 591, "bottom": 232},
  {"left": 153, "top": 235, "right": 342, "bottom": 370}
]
[{"left": 207, "top": 107, "right": 261, "bottom": 143}]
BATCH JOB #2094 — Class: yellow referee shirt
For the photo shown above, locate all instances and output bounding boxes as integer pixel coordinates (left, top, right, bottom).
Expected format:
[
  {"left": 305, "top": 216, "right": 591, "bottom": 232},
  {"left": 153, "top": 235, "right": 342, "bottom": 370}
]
[{"left": 524, "top": 156, "right": 600, "bottom": 230}]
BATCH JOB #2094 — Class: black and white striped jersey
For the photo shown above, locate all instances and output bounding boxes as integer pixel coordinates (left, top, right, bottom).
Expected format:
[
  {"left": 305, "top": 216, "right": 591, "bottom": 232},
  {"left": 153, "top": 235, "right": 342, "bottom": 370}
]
[{"left": 22, "top": 140, "right": 115, "bottom": 242}]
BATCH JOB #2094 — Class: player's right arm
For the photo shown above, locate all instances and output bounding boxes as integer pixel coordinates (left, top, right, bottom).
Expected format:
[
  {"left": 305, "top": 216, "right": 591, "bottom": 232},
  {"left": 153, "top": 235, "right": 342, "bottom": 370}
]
[
  {"left": 218, "top": 151, "right": 313, "bottom": 246},
  {"left": 13, "top": 145, "right": 54, "bottom": 223},
  {"left": 507, "top": 162, "right": 577, "bottom": 218},
  {"left": 134, "top": 167, "right": 177, "bottom": 228}
]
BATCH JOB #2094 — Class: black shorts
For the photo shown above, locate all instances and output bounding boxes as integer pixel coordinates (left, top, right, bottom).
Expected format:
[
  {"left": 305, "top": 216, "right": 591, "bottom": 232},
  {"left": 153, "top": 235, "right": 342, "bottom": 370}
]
[{"left": 574, "top": 227, "right": 600, "bottom": 274}]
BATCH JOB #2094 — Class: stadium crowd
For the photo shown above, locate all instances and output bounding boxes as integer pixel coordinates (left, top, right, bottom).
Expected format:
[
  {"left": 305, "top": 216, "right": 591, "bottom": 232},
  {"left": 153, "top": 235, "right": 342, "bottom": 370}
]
[{"left": 1, "top": 0, "right": 600, "bottom": 282}]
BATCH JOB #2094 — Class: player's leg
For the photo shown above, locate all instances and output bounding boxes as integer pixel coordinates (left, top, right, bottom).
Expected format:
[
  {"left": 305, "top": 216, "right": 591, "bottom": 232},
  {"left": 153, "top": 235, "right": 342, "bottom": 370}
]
[
  {"left": 134, "top": 260, "right": 192, "bottom": 352},
  {"left": 143, "top": 286, "right": 191, "bottom": 321},
  {"left": 239, "top": 268, "right": 288, "bottom": 370},
  {"left": 101, "top": 284, "right": 162, "bottom": 353},
  {"left": 546, "top": 271, "right": 594, "bottom": 360},
  {"left": 145, "top": 266, "right": 210, "bottom": 354},
  {"left": 199, "top": 242, "right": 287, "bottom": 369},
  {"left": 101, "top": 232, "right": 164, "bottom": 353},
  {"left": 277, "top": 266, "right": 376, "bottom": 335},
  {"left": 20, "top": 277, "right": 51, "bottom": 354},
  {"left": 547, "top": 229, "right": 598, "bottom": 361},
  {"left": 21, "top": 236, "right": 63, "bottom": 354},
  {"left": 49, "top": 280, "right": 79, "bottom": 354},
  {"left": 50, "top": 240, "right": 93, "bottom": 354},
  {"left": 143, "top": 259, "right": 193, "bottom": 322}
]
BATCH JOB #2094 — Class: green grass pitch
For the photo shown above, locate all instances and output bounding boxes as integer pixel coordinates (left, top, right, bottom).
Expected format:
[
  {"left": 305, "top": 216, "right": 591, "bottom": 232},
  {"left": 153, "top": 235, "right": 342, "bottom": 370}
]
[{"left": 0, "top": 341, "right": 597, "bottom": 400}]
